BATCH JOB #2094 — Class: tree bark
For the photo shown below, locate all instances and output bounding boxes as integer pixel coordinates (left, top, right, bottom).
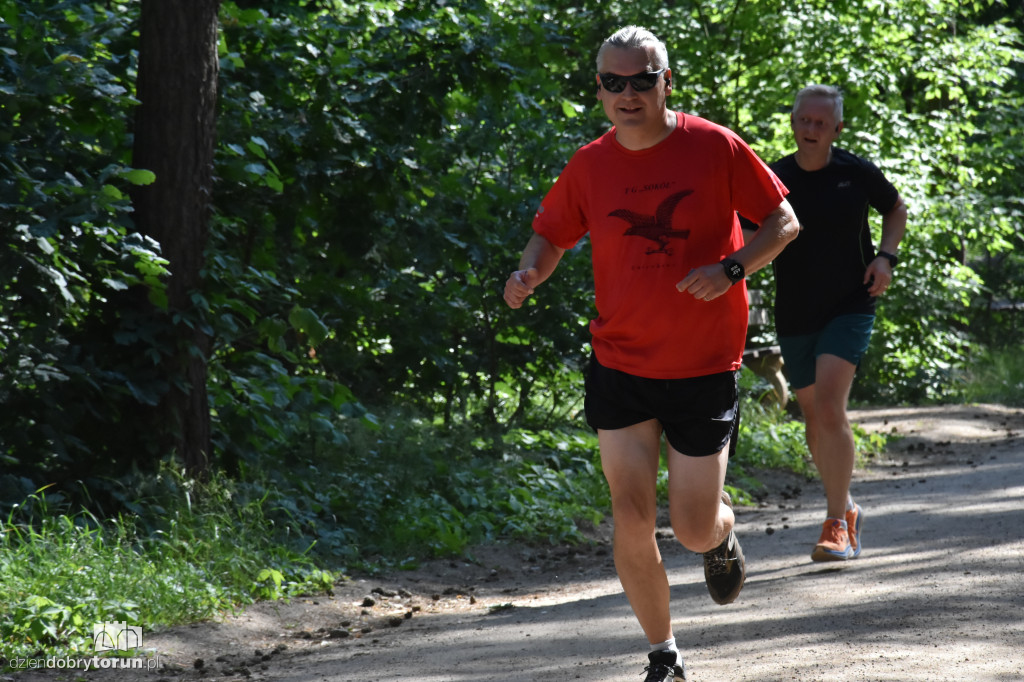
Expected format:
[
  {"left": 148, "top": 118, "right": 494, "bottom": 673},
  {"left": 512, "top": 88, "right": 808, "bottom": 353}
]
[{"left": 131, "top": 0, "right": 221, "bottom": 475}]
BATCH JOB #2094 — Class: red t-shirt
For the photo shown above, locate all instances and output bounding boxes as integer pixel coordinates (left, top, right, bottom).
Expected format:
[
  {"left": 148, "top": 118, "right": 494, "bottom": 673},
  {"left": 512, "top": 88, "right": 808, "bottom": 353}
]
[{"left": 533, "top": 111, "right": 788, "bottom": 379}]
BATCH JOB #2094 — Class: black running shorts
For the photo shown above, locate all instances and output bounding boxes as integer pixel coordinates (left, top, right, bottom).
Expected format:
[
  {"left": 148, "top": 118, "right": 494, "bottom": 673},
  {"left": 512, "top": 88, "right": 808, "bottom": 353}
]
[{"left": 584, "top": 355, "right": 738, "bottom": 457}]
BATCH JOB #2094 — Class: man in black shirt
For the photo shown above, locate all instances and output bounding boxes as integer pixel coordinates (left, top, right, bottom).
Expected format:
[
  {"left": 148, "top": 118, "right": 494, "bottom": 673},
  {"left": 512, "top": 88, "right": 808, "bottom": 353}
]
[{"left": 770, "top": 85, "right": 907, "bottom": 561}]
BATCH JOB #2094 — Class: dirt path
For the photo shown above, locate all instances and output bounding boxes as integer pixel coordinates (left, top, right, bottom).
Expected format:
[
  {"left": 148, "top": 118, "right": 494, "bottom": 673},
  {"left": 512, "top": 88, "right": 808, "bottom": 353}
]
[{"left": 8, "top": 404, "right": 1024, "bottom": 681}]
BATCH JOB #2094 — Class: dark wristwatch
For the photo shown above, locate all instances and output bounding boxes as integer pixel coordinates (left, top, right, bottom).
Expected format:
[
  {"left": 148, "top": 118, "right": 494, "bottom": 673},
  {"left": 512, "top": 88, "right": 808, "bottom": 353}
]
[
  {"left": 876, "top": 250, "right": 899, "bottom": 267},
  {"left": 721, "top": 257, "right": 745, "bottom": 285}
]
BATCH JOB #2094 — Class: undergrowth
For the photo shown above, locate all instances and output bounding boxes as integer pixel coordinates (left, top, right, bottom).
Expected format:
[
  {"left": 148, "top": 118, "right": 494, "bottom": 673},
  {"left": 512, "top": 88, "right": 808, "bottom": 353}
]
[
  {"left": 1, "top": 366, "right": 890, "bottom": 667},
  {"left": 0, "top": 475, "right": 333, "bottom": 667},
  {"left": 953, "top": 346, "right": 1024, "bottom": 406},
  {"left": 729, "top": 368, "right": 887, "bottom": 501}
]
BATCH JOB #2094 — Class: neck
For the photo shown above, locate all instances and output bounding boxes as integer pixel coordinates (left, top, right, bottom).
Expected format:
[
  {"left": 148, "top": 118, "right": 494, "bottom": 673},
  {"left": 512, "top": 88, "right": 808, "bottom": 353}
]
[
  {"left": 795, "top": 146, "right": 832, "bottom": 171},
  {"left": 617, "top": 109, "right": 677, "bottom": 151}
]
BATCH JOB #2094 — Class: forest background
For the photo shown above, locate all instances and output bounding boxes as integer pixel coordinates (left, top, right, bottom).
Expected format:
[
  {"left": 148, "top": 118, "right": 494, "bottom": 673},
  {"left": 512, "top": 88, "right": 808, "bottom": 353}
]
[{"left": 1, "top": 0, "right": 1022, "bottom": 663}]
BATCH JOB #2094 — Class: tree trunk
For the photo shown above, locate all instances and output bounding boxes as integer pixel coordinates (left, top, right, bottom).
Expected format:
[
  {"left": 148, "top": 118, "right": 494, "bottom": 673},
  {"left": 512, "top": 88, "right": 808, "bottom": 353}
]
[{"left": 131, "top": 0, "right": 221, "bottom": 475}]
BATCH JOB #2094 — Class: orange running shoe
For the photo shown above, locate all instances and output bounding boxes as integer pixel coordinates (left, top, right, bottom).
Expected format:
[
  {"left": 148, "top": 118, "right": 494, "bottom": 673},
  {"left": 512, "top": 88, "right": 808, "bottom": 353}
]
[
  {"left": 846, "top": 503, "right": 863, "bottom": 558},
  {"left": 811, "top": 518, "right": 851, "bottom": 562}
]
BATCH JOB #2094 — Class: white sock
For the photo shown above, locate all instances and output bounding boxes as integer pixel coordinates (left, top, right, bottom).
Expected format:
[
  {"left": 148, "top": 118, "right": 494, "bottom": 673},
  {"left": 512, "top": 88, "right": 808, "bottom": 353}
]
[
  {"left": 650, "top": 637, "right": 679, "bottom": 660},
  {"left": 846, "top": 496, "right": 855, "bottom": 511}
]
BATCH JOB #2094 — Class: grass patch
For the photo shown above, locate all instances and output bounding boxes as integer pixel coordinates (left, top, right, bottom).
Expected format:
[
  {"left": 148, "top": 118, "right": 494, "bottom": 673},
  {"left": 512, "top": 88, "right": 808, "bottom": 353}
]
[
  {"left": 0, "top": 475, "right": 334, "bottom": 666},
  {"left": 953, "top": 346, "right": 1024, "bottom": 406}
]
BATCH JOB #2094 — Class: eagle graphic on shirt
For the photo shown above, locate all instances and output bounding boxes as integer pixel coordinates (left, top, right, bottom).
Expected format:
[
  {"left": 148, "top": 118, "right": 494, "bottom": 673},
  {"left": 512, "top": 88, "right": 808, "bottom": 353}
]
[{"left": 608, "top": 189, "right": 693, "bottom": 255}]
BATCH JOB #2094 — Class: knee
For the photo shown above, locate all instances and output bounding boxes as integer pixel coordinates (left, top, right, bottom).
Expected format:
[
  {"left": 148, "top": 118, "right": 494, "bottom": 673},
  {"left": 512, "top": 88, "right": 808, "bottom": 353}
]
[
  {"left": 610, "top": 491, "right": 657, "bottom": 534},
  {"left": 669, "top": 503, "right": 725, "bottom": 553},
  {"left": 671, "top": 520, "right": 719, "bottom": 553},
  {"left": 814, "top": 402, "right": 850, "bottom": 433}
]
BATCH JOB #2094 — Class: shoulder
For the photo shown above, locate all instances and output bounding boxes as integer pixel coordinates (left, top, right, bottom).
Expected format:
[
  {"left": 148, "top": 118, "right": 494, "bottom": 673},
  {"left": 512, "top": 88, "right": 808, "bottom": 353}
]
[
  {"left": 832, "top": 147, "right": 884, "bottom": 174},
  {"left": 770, "top": 153, "right": 798, "bottom": 171},
  {"left": 576, "top": 129, "right": 616, "bottom": 155},
  {"left": 679, "top": 112, "right": 745, "bottom": 144},
  {"left": 768, "top": 153, "right": 799, "bottom": 182},
  {"left": 678, "top": 114, "right": 769, "bottom": 171},
  {"left": 564, "top": 130, "right": 617, "bottom": 171}
]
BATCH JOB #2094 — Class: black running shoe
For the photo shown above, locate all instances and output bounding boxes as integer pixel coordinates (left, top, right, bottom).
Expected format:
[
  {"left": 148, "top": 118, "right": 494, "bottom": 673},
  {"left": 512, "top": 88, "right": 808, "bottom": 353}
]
[
  {"left": 702, "top": 492, "right": 746, "bottom": 605},
  {"left": 643, "top": 650, "right": 687, "bottom": 681}
]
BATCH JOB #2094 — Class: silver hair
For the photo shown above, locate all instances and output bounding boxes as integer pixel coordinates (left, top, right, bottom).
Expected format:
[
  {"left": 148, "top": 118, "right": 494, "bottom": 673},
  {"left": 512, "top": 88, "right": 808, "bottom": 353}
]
[
  {"left": 596, "top": 26, "right": 669, "bottom": 73},
  {"left": 793, "top": 84, "right": 843, "bottom": 121}
]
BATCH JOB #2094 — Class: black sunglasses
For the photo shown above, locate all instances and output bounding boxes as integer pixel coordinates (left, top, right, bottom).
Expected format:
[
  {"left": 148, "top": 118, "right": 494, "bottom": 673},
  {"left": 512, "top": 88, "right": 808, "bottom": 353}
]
[{"left": 598, "top": 69, "right": 666, "bottom": 93}]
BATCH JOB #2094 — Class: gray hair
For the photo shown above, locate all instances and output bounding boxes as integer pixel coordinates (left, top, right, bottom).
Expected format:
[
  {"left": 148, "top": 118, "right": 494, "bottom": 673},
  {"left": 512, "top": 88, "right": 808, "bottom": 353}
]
[
  {"left": 596, "top": 26, "right": 669, "bottom": 72},
  {"left": 793, "top": 84, "right": 843, "bottom": 122}
]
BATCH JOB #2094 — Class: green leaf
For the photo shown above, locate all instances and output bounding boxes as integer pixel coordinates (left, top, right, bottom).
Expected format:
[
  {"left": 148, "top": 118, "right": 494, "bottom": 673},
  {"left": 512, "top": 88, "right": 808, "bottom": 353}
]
[
  {"left": 288, "top": 306, "right": 330, "bottom": 346},
  {"left": 121, "top": 168, "right": 157, "bottom": 185}
]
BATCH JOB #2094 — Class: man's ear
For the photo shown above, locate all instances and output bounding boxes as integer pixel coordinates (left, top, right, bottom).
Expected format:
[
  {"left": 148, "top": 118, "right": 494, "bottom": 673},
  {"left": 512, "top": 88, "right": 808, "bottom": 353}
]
[{"left": 835, "top": 121, "right": 844, "bottom": 134}]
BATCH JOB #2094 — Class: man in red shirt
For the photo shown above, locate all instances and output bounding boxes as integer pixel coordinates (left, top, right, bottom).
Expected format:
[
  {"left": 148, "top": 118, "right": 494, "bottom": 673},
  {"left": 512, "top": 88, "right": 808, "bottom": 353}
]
[{"left": 503, "top": 26, "right": 799, "bottom": 682}]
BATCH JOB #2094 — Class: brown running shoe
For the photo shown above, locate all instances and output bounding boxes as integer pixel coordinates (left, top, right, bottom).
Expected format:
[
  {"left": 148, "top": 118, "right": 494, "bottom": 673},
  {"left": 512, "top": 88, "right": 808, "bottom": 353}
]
[{"left": 702, "top": 491, "right": 746, "bottom": 605}]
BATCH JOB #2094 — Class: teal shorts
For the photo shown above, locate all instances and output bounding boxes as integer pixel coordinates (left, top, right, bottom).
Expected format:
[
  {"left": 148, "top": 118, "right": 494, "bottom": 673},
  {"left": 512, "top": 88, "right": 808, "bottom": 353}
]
[{"left": 778, "top": 314, "right": 875, "bottom": 390}]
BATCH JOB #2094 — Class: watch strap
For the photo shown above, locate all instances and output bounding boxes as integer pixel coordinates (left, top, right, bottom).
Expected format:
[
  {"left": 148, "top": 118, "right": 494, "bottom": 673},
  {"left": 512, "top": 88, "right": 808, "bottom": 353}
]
[{"left": 877, "top": 250, "right": 899, "bottom": 267}]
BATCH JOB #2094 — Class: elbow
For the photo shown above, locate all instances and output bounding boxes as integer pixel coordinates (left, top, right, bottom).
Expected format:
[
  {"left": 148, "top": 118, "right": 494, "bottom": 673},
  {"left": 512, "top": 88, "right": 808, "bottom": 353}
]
[
  {"left": 889, "top": 196, "right": 909, "bottom": 221},
  {"left": 780, "top": 205, "right": 801, "bottom": 244},
  {"left": 783, "top": 219, "right": 801, "bottom": 245}
]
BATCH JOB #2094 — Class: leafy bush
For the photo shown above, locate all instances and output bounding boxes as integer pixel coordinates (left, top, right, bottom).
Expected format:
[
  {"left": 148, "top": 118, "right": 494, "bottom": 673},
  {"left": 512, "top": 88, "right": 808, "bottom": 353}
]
[
  {"left": 234, "top": 413, "right": 609, "bottom": 569},
  {"left": 0, "top": 1, "right": 176, "bottom": 482},
  {"left": 0, "top": 478, "right": 334, "bottom": 665},
  {"left": 2, "top": 0, "right": 1022, "bottom": 510}
]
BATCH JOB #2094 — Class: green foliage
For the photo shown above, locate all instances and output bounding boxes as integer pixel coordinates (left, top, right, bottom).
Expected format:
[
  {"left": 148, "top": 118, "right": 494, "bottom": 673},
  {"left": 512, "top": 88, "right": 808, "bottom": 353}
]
[
  {"left": 3, "top": 0, "right": 1021, "bottom": 469},
  {"left": 731, "top": 368, "right": 814, "bottom": 477},
  {"left": 1, "top": 2, "right": 1021, "bottom": 633},
  {"left": 239, "top": 412, "right": 609, "bottom": 567},
  {"left": 0, "top": 1, "right": 179, "bottom": 480},
  {"left": 0, "top": 477, "right": 337, "bottom": 664},
  {"left": 728, "top": 368, "right": 888, "bottom": 501},
  {"left": 953, "top": 346, "right": 1024, "bottom": 406},
  {"left": 209, "top": 0, "right": 601, "bottom": 434}
]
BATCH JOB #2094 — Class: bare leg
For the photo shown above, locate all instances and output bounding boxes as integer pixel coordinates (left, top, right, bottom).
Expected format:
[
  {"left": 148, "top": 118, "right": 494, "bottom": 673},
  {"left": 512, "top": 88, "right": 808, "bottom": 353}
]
[
  {"left": 793, "top": 353, "right": 858, "bottom": 519},
  {"left": 666, "top": 442, "right": 733, "bottom": 553},
  {"left": 600, "top": 421, "right": 734, "bottom": 644},
  {"left": 599, "top": 420, "right": 671, "bottom": 645}
]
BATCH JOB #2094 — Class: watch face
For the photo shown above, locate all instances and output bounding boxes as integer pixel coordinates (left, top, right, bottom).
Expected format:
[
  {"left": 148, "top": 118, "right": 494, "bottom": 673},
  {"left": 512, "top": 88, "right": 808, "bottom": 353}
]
[{"left": 724, "top": 259, "right": 744, "bottom": 282}]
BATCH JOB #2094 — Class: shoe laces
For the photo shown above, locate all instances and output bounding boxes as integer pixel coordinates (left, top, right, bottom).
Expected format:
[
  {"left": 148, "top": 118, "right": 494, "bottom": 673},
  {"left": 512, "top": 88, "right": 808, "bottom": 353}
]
[
  {"left": 821, "top": 519, "right": 848, "bottom": 545},
  {"left": 642, "top": 662, "right": 677, "bottom": 681},
  {"left": 703, "top": 533, "right": 735, "bottom": 576}
]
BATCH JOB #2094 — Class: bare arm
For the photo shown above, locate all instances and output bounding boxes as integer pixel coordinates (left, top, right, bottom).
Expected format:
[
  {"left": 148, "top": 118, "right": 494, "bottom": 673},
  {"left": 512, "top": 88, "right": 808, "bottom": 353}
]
[
  {"left": 503, "top": 232, "right": 566, "bottom": 309},
  {"left": 864, "top": 195, "right": 908, "bottom": 296},
  {"left": 732, "top": 199, "right": 801, "bottom": 275},
  {"left": 676, "top": 199, "right": 800, "bottom": 301}
]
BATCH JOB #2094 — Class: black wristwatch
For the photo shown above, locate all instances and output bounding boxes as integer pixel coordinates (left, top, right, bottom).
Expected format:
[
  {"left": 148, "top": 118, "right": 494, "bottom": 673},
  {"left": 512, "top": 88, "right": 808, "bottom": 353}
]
[
  {"left": 876, "top": 250, "right": 899, "bottom": 267},
  {"left": 721, "top": 257, "right": 745, "bottom": 285}
]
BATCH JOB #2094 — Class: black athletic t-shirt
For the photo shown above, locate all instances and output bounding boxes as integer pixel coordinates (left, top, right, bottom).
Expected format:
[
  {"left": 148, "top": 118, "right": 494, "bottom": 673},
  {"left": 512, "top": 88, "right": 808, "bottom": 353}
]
[{"left": 770, "top": 148, "right": 900, "bottom": 336}]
